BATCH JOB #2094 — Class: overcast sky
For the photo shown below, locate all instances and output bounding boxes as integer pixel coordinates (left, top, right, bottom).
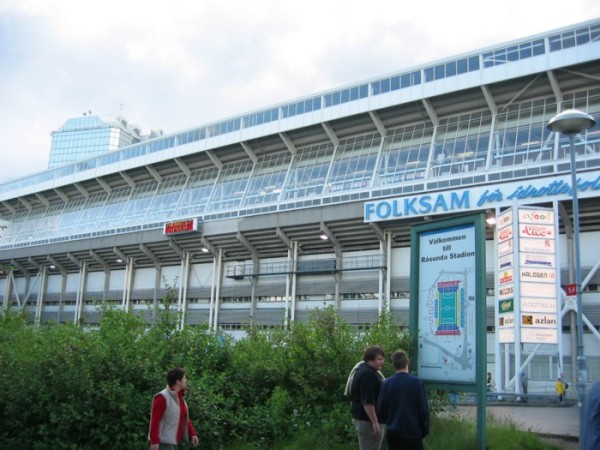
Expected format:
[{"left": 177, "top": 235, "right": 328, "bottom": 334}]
[{"left": 1, "top": 0, "right": 599, "bottom": 184}]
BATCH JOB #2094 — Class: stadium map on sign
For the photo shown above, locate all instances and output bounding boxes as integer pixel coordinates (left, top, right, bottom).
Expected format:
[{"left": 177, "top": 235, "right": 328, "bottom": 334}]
[{"left": 417, "top": 225, "right": 477, "bottom": 383}]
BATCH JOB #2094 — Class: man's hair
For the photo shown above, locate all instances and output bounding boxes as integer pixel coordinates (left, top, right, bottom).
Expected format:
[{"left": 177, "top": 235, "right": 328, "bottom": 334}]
[
  {"left": 166, "top": 367, "right": 186, "bottom": 387},
  {"left": 392, "top": 350, "right": 409, "bottom": 370},
  {"left": 363, "top": 345, "right": 385, "bottom": 362}
]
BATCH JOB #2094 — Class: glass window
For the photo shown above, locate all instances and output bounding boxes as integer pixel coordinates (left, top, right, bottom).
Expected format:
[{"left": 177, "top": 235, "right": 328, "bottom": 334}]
[
  {"left": 206, "top": 160, "right": 253, "bottom": 212},
  {"left": 327, "top": 133, "right": 381, "bottom": 193},
  {"left": 341, "top": 89, "right": 350, "bottom": 103},
  {"left": 562, "top": 31, "right": 576, "bottom": 49},
  {"left": 242, "top": 151, "right": 292, "bottom": 206},
  {"left": 424, "top": 67, "right": 434, "bottom": 82},
  {"left": 401, "top": 73, "right": 411, "bottom": 87},
  {"left": 282, "top": 143, "right": 334, "bottom": 200},
  {"left": 380, "top": 78, "right": 390, "bottom": 93},
  {"left": 445, "top": 61, "right": 457, "bottom": 77},
  {"left": 375, "top": 122, "right": 433, "bottom": 185},
  {"left": 493, "top": 97, "right": 557, "bottom": 169},
  {"left": 436, "top": 64, "right": 446, "bottom": 79},
  {"left": 468, "top": 56, "right": 479, "bottom": 71},
  {"left": 411, "top": 71, "right": 421, "bottom": 85},
  {"left": 371, "top": 82, "right": 381, "bottom": 96},
  {"left": 431, "top": 111, "right": 492, "bottom": 177}
]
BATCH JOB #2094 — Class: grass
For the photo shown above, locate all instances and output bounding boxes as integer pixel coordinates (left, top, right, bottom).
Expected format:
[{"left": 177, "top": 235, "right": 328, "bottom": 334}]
[
  {"left": 425, "top": 414, "right": 562, "bottom": 450},
  {"left": 220, "top": 414, "right": 562, "bottom": 450}
]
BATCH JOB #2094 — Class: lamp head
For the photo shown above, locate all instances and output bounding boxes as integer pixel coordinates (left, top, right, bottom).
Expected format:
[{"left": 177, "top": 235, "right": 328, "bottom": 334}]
[{"left": 547, "top": 109, "right": 596, "bottom": 135}]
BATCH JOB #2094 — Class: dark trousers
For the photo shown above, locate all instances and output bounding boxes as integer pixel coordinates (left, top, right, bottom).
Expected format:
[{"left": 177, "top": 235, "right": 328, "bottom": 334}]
[{"left": 386, "top": 432, "right": 424, "bottom": 450}]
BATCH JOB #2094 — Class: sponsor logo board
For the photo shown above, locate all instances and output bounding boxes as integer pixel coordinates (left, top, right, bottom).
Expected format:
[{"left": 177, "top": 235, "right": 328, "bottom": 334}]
[
  {"left": 498, "top": 254, "right": 513, "bottom": 270},
  {"left": 520, "top": 252, "right": 556, "bottom": 268},
  {"left": 518, "top": 209, "right": 555, "bottom": 225},
  {"left": 520, "top": 282, "right": 557, "bottom": 298},
  {"left": 498, "top": 238, "right": 513, "bottom": 256},
  {"left": 521, "top": 313, "right": 558, "bottom": 328},
  {"left": 499, "top": 269, "right": 514, "bottom": 285},
  {"left": 498, "top": 313, "right": 515, "bottom": 327},
  {"left": 521, "top": 297, "right": 557, "bottom": 313},
  {"left": 521, "top": 328, "right": 558, "bottom": 344},
  {"left": 498, "top": 298, "right": 514, "bottom": 313},
  {"left": 520, "top": 268, "right": 556, "bottom": 283},
  {"left": 497, "top": 209, "right": 513, "bottom": 229},
  {"left": 498, "top": 226, "right": 513, "bottom": 242},
  {"left": 519, "top": 224, "right": 555, "bottom": 239},
  {"left": 499, "top": 327, "right": 515, "bottom": 344},
  {"left": 498, "top": 284, "right": 514, "bottom": 299},
  {"left": 519, "top": 238, "right": 555, "bottom": 253}
]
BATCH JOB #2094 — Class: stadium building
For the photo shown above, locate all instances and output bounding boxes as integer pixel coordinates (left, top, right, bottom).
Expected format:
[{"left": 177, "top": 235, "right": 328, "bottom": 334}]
[{"left": 1, "top": 19, "right": 600, "bottom": 390}]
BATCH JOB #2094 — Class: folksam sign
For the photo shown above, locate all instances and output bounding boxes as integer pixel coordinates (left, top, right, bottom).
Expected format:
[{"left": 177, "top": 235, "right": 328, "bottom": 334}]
[{"left": 364, "top": 172, "right": 600, "bottom": 222}]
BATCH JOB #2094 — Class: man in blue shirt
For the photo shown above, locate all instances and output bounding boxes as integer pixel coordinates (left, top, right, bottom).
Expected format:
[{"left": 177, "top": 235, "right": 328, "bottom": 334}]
[{"left": 377, "top": 349, "right": 429, "bottom": 450}]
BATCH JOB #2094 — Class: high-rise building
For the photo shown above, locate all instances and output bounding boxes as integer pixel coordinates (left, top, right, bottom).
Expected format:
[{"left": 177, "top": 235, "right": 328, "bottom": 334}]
[{"left": 48, "top": 114, "right": 143, "bottom": 168}]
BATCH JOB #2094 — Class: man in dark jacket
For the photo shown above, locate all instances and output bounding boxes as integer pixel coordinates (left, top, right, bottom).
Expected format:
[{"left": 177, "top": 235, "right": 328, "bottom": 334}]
[
  {"left": 350, "top": 345, "right": 386, "bottom": 450},
  {"left": 584, "top": 380, "right": 600, "bottom": 450},
  {"left": 377, "top": 350, "right": 429, "bottom": 450}
]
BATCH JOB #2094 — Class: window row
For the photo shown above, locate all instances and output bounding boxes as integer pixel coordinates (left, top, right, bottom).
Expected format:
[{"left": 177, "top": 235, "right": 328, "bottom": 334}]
[{"left": 7, "top": 21, "right": 598, "bottom": 195}]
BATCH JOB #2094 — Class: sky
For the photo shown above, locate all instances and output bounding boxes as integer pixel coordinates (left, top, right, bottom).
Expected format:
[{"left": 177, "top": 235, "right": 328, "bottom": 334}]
[{"left": 1, "top": 0, "right": 599, "bottom": 184}]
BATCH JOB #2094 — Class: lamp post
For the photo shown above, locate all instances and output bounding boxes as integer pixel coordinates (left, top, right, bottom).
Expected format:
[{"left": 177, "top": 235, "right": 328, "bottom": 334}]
[{"left": 547, "top": 109, "right": 596, "bottom": 446}]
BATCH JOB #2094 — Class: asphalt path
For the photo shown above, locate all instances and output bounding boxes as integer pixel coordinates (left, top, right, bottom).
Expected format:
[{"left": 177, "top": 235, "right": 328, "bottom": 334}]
[{"left": 450, "top": 403, "right": 579, "bottom": 440}]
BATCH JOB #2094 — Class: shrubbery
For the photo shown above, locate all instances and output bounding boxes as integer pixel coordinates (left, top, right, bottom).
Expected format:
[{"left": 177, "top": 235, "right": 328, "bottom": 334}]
[{"left": 0, "top": 304, "right": 409, "bottom": 450}]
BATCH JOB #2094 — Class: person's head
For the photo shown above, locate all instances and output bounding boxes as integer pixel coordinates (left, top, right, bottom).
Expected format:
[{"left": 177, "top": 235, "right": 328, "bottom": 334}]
[
  {"left": 363, "top": 345, "right": 385, "bottom": 370},
  {"left": 391, "top": 349, "right": 410, "bottom": 371},
  {"left": 167, "top": 367, "right": 187, "bottom": 390}
]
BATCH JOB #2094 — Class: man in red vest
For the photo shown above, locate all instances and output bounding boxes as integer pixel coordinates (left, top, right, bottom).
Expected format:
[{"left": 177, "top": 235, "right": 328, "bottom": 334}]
[{"left": 149, "top": 367, "right": 199, "bottom": 450}]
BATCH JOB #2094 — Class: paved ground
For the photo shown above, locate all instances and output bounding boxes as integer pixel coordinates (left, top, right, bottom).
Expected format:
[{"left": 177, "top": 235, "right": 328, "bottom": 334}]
[{"left": 451, "top": 403, "right": 580, "bottom": 448}]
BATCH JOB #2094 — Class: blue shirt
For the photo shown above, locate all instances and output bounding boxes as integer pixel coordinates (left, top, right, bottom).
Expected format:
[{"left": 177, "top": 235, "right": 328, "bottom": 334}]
[{"left": 377, "top": 371, "right": 430, "bottom": 439}]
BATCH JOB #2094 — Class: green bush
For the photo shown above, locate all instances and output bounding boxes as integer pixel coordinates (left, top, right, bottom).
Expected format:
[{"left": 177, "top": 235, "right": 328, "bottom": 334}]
[{"left": 0, "top": 304, "right": 415, "bottom": 449}]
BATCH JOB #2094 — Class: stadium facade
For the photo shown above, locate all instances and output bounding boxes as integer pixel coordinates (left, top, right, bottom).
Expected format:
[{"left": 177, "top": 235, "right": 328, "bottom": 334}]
[{"left": 1, "top": 19, "right": 600, "bottom": 390}]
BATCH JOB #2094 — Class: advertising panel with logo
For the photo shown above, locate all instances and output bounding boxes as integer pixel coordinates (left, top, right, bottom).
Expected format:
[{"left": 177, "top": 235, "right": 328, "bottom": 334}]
[
  {"left": 496, "top": 209, "right": 515, "bottom": 344},
  {"left": 517, "top": 208, "right": 558, "bottom": 344}
]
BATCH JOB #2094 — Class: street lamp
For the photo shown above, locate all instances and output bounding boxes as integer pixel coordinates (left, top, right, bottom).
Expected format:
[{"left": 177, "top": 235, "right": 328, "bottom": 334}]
[{"left": 547, "top": 108, "right": 596, "bottom": 446}]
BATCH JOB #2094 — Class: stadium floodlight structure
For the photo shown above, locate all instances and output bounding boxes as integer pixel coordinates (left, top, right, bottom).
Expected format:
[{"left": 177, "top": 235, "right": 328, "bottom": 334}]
[{"left": 547, "top": 109, "right": 596, "bottom": 446}]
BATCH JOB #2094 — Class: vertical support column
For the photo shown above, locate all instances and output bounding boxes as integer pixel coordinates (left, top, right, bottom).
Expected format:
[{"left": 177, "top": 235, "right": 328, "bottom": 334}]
[
  {"left": 386, "top": 231, "right": 392, "bottom": 313},
  {"left": 123, "top": 257, "right": 134, "bottom": 313},
  {"left": 74, "top": 262, "right": 87, "bottom": 326},
  {"left": 250, "top": 277, "right": 257, "bottom": 327},
  {"left": 334, "top": 271, "right": 341, "bottom": 309},
  {"left": 35, "top": 265, "right": 47, "bottom": 326},
  {"left": 212, "top": 249, "right": 223, "bottom": 331},
  {"left": 513, "top": 210, "right": 522, "bottom": 395},
  {"left": 152, "top": 266, "right": 162, "bottom": 323},
  {"left": 378, "top": 239, "right": 385, "bottom": 316},
  {"left": 179, "top": 251, "right": 190, "bottom": 330},
  {"left": 58, "top": 274, "right": 67, "bottom": 323},
  {"left": 2, "top": 268, "right": 12, "bottom": 310},
  {"left": 102, "top": 270, "right": 110, "bottom": 302},
  {"left": 290, "top": 241, "right": 299, "bottom": 323},
  {"left": 493, "top": 209, "right": 502, "bottom": 394},
  {"left": 284, "top": 247, "right": 292, "bottom": 328},
  {"left": 209, "top": 254, "right": 217, "bottom": 328}
]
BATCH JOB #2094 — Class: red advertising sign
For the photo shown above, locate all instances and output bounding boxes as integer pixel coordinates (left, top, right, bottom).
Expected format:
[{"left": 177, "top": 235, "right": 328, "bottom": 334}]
[
  {"left": 566, "top": 283, "right": 577, "bottom": 296},
  {"left": 163, "top": 218, "right": 199, "bottom": 235}
]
